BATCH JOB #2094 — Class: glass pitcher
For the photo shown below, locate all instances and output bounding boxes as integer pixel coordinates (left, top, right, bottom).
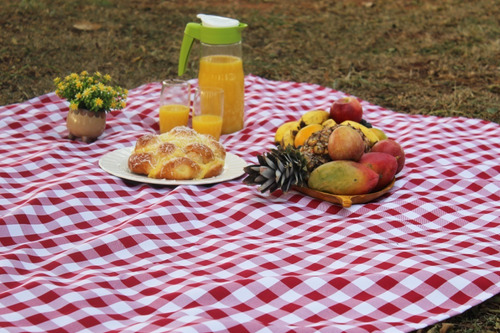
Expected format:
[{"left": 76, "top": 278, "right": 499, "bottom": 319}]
[{"left": 178, "top": 14, "right": 247, "bottom": 134}]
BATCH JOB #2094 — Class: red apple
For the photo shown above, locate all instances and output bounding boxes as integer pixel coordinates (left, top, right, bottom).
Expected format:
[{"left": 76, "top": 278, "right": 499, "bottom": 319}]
[
  {"left": 329, "top": 97, "right": 363, "bottom": 123},
  {"left": 370, "top": 139, "right": 405, "bottom": 174},
  {"left": 359, "top": 152, "right": 398, "bottom": 191}
]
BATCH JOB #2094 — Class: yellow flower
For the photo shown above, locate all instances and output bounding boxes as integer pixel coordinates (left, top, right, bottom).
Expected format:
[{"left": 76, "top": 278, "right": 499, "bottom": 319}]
[
  {"left": 54, "top": 71, "right": 126, "bottom": 113},
  {"left": 95, "top": 98, "right": 103, "bottom": 108}
]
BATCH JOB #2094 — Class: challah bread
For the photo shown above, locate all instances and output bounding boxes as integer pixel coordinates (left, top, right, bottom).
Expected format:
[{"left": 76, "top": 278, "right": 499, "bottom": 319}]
[{"left": 128, "top": 126, "right": 226, "bottom": 180}]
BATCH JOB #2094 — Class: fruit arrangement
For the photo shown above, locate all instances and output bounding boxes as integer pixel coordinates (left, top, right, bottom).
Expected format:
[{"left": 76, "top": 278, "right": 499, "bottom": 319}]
[{"left": 243, "top": 96, "right": 405, "bottom": 201}]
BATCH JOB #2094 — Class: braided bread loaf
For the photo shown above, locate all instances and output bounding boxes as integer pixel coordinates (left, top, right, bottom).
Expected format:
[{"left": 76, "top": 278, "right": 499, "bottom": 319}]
[{"left": 128, "top": 126, "right": 226, "bottom": 180}]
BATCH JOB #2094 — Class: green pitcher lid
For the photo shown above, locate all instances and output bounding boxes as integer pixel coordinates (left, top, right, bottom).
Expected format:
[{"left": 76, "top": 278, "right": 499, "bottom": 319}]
[{"left": 194, "top": 14, "right": 246, "bottom": 44}]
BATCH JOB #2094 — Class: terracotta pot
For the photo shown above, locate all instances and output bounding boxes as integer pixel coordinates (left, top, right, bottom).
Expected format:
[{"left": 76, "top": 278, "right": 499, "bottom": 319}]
[{"left": 66, "top": 108, "right": 106, "bottom": 143}]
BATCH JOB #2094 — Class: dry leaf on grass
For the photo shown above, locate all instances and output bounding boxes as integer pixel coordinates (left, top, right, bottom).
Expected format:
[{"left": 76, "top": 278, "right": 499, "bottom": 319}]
[
  {"left": 73, "top": 21, "right": 101, "bottom": 31},
  {"left": 439, "top": 323, "right": 454, "bottom": 333}
]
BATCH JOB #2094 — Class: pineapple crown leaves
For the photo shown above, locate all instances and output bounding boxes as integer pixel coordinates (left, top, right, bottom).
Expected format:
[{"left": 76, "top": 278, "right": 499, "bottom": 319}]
[{"left": 243, "top": 145, "right": 309, "bottom": 193}]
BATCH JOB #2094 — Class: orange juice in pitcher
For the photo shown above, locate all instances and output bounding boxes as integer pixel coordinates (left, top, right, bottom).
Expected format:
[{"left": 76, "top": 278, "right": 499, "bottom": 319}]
[
  {"left": 178, "top": 14, "right": 247, "bottom": 134},
  {"left": 199, "top": 55, "right": 244, "bottom": 134}
]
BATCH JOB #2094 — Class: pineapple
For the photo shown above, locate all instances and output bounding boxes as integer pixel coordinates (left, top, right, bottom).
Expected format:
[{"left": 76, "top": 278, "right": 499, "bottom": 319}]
[
  {"left": 243, "top": 145, "right": 309, "bottom": 193},
  {"left": 299, "top": 125, "right": 338, "bottom": 171},
  {"left": 243, "top": 124, "right": 372, "bottom": 194}
]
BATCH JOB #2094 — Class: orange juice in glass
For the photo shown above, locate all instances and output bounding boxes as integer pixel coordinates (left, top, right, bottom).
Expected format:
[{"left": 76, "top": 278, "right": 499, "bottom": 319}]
[
  {"left": 198, "top": 55, "right": 244, "bottom": 134},
  {"left": 192, "top": 87, "right": 224, "bottom": 140},
  {"left": 159, "top": 80, "right": 190, "bottom": 133}
]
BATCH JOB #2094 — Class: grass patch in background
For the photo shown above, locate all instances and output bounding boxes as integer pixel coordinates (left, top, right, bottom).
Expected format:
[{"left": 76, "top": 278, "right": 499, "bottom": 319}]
[{"left": 1, "top": 0, "right": 498, "bottom": 122}]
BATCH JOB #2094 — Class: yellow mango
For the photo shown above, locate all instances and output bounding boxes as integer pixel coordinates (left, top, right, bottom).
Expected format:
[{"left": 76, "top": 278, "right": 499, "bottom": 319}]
[
  {"left": 307, "top": 160, "right": 379, "bottom": 195},
  {"left": 275, "top": 121, "right": 299, "bottom": 145},
  {"left": 300, "top": 110, "right": 330, "bottom": 127}
]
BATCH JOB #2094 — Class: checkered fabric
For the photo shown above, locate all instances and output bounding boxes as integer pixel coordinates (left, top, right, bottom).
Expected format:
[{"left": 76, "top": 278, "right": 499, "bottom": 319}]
[{"left": 0, "top": 75, "right": 499, "bottom": 333}]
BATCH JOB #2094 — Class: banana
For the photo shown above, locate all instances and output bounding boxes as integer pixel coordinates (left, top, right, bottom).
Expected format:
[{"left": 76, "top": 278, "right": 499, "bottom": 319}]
[
  {"left": 274, "top": 121, "right": 299, "bottom": 145},
  {"left": 299, "top": 110, "right": 330, "bottom": 127},
  {"left": 341, "top": 120, "right": 380, "bottom": 146}
]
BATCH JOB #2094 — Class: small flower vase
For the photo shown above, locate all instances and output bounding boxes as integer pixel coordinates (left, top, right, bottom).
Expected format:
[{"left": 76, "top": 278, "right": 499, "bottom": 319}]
[{"left": 66, "top": 108, "right": 106, "bottom": 143}]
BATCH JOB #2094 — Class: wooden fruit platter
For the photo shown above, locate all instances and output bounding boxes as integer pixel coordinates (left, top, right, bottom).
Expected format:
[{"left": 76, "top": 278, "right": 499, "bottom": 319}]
[{"left": 293, "top": 178, "right": 395, "bottom": 208}]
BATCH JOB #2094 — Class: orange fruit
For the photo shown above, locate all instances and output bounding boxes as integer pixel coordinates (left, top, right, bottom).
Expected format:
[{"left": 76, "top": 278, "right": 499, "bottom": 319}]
[{"left": 294, "top": 124, "right": 322, "bottom": 148}]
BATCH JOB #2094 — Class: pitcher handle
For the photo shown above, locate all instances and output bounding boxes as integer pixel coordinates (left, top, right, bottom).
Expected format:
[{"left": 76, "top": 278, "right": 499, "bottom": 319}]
[{"left": 178, "top": 23, "right": 201, "bottom": 76}]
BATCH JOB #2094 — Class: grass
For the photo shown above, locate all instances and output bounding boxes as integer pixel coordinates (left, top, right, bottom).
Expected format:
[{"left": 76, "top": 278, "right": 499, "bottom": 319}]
[
  {"left": 1, "top": 0, "right": 499, "bottom": 123},
  {"left": 0, "top": 0, "right": 499, "bottom": 331}
]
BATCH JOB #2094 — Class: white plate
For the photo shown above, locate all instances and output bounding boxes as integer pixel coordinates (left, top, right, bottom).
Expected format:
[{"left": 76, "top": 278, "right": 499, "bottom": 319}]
[{"left": 99, "top": 146, "right": 247, "bottom": 185}]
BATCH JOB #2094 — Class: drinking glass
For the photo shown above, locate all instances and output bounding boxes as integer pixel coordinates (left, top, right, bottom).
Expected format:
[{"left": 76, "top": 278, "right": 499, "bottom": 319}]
[
  {"left": 159, "top": 79, "right": 191, "bottom": 133},
  {"left": 192, "top": 87, "right": 224, "bottom": 140}
]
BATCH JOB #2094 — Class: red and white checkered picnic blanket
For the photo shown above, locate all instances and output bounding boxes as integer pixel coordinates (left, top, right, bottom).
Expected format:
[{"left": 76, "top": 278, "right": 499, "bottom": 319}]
[{"left": 1, "top": 75, "right": 499, "bottom": 332}]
